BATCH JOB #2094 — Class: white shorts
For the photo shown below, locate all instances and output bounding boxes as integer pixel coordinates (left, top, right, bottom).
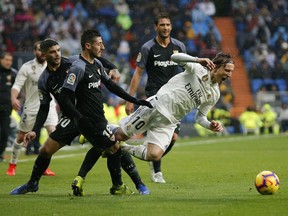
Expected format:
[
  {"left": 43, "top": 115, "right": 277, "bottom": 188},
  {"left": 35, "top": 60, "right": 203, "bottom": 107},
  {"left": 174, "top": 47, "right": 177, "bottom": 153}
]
[
  {"left": 120, "top": 96, "right": 177, "bottom": 151},
  {"left": 17, "top": 108, "right": 59, "bottom": 132}
]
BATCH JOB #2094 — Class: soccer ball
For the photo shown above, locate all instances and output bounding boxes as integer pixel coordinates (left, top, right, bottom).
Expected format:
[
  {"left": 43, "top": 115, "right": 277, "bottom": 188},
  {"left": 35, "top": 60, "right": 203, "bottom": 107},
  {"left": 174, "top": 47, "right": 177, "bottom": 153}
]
[{"left": 255, "top": 171, "right": 280, "bottom": 195}]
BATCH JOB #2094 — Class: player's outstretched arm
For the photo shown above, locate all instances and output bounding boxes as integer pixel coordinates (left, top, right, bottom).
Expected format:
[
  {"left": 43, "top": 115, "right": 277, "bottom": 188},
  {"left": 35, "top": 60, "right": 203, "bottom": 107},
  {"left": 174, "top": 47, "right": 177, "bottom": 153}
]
[
  {"left": 195, "top": 111, "right": 222, "bottom": 133},
  {"left": 171, "top": 53, "right": 215, "bottom": 70}
]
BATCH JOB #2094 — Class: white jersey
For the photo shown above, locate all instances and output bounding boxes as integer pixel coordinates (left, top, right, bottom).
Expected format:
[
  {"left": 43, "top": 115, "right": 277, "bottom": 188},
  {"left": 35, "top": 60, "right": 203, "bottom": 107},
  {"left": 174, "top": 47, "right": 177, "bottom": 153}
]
[
  {"left": 155, "top": 62, "right": 220, "bottom": 124},
  {"left": 12, "top": 58, "right": 57, "bottom": 114}
]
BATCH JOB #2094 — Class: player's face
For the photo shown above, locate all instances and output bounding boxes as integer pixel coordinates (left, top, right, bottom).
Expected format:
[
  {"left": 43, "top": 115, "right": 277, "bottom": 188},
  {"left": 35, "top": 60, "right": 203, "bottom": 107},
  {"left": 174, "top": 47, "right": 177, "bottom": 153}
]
[
  {"left": 214, "top": 63, "right": 234, "bottom": 84},
  {"left": 44, "top": 45, "right": 61, "bottom": 67},
  {"left": 155, "top": 18, "right": 172, "bottom": 39},
  {"left": 0, "top": 54, "right": 13, "bottom": 69},
  {"left": 89, "top": 37, "right": 105, "bottom": 58},
  {"left": 34, "top": 44, "right": 46, "bottom": 64}
]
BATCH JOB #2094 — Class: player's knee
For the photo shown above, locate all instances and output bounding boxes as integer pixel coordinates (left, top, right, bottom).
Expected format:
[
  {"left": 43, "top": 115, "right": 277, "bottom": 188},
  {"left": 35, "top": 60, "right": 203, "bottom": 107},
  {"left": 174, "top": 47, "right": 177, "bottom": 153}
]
[
  {"left": 39, "top": 138, "right": 60, "bottom": 157},
  {"left": 39, "top": 146, "right": 52, "bottom": 158},
  {"left": 147, "top": 151, "right": 163, "bottom": 161}
]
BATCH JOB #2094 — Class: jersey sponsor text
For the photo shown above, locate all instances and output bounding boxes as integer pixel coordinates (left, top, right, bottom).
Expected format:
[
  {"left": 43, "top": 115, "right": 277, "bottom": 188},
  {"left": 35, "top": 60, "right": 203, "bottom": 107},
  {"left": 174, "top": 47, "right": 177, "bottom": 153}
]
[
  {"left": 154, "top": 60, "right": 178, "bottom": 67},
  {"left": 185, "top": 83, "right": 202, "bottom": 106}
]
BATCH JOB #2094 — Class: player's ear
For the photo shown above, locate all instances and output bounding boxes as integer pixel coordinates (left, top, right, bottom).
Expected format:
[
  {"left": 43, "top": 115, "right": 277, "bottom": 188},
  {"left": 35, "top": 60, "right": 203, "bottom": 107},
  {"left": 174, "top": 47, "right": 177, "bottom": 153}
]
[{"left": 85, "top": 42, "right": 91, "bottom": 50}]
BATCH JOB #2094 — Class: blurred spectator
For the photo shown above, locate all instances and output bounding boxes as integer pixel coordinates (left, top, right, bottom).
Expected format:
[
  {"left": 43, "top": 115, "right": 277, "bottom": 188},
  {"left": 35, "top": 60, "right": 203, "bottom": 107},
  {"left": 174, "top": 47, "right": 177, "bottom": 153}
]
[
  {"left": 197, "top": 0, "right": 216, "bottom": 17},
  {"left": 117, "top": 36, "right": 130, "bottom": 62},
  {"left": 239, "top": 106, "right": 263, "bottom": 135},
  {"left": 255, "top": 86, "right": 276, "bottom": 108},
  {"left": 248, "top": 61, "right": 262, "bottom": 79},
  {"left": 259, "top": 103, "right": 278, "bottom": 134},
  {"left": 218, "top": 83, "right": 234, "bottom": 111},
  {"left": 280, "top": 44, "right": 288, "bottom": 71},
  {"left": 278, "top": 103, "right": 288, "bottom": 133}
]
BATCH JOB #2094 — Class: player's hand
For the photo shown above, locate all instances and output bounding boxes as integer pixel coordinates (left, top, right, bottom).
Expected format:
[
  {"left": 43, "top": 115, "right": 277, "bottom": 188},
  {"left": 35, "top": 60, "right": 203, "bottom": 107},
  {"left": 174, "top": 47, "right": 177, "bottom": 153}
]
[
  {"left": 198, "top": 58, "right": 215, "bottom": 70},
  {"left": 23, "top": 131, "right": 36, "bottom": 147},
  {"left": 109, "top": 69, "right": 121, "bottom": 83},
  {"left": 125, "top": 101, "right": 134, "bottom": 115},
  {"left": 209, "top": 120, "right": 223, "bottom": 132},
  {"left": 11, "top": 98, "right": 21, "bottom": 112},
  {"left": 135, "top": 99, "right": 153, "bottom": 108}
]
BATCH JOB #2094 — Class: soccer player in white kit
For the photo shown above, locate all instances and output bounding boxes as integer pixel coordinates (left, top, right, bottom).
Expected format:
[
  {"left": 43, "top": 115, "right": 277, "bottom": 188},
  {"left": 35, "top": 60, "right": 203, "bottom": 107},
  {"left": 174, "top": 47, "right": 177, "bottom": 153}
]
[
  {"left": 115, "top": 52, "right": 235, "bottom": 161},
  {"left": 6, "top": 41, "right": 58, "bottom": 176}
]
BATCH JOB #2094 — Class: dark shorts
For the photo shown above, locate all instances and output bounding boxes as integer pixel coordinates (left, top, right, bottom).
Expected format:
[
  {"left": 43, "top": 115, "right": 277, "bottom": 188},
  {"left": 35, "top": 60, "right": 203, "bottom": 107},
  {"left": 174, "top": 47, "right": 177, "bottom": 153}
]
[
  {"left": 81, "top": 120, "right": 118, "bottom": 151},
  {"left": 49, "top": 116, "right": 79, "bottom": 146}
]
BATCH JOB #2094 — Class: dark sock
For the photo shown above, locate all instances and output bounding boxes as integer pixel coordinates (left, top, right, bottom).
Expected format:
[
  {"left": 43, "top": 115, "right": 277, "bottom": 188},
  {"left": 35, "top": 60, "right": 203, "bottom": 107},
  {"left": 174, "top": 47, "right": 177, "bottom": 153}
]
[
  {"left": 77, "top": 147, "right": 102, "bottom": 178},
  {"left": 121, "top": 150, "right": 144, "bottom": 188},
  {"left": 107, "top": 149, "right": 122, "bottom": 186},
  {"left": 153, "top": 160, "right": 161, "bottom": 173},
  {"left": 28, "top": 154, "right": 51, "bottom": 185}
]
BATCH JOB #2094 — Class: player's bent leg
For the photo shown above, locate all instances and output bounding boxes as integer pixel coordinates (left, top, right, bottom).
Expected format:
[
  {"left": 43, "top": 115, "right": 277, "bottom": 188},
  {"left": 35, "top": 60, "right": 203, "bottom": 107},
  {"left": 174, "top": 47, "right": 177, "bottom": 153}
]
[
  {"left": 149, "top": 138, "right": 176, "bottom": 184},
  {"left": 121, "top": 143, "right": 148, "bottom": 160},
  {"left": 40, "top": 137, "right": 62, "bottom": 156},
  {"left": 146, "top": 143, "right": 164, "bottom": 161},
  {"left": 121, "top": 150, "right": 150, "bottom": 195}
]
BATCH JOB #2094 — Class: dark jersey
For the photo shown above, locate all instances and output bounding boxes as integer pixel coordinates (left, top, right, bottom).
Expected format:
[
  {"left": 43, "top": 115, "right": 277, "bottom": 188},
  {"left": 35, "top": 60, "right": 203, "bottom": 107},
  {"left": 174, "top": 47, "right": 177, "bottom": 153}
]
[
  {"left": 62, "top": 56, "right": 109, "bottom": 122},
  {"left": 61, "top": 55, "right": 141, "bottom": 125},
  {"left": 0, "top": 66, "right": 17, "bottom": 106},
  {"left": 38, "top": 56, "right": 73, "bottom": 115},
  {"left": 136, "top": 37, "right": 186, "bottom": 97},
  {"left": 38, "top": 55, "right": 117, "bottom": 116}
]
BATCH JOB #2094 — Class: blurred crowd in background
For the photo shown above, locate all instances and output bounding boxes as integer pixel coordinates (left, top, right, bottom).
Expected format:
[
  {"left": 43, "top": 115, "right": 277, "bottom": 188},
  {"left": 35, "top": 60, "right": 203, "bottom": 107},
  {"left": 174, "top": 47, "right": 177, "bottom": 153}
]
[{"left": 1, "top": 0, "right": 288, "bottom": 137}]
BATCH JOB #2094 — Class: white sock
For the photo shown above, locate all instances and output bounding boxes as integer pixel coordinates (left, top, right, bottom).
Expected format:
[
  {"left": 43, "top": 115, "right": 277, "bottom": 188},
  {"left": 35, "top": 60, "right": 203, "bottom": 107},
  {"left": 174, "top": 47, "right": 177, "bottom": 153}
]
[
  {"left": 126, "top": 145, "right": 147, "bottom": 160},
  {"left": 10, "top": 140, "right": 23, "bottom": 164}
]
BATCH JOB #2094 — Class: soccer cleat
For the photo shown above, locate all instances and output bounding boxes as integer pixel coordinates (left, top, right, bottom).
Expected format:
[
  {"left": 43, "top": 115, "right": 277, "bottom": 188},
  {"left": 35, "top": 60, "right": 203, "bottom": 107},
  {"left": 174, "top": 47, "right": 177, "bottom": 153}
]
[
  {"left": 110, "top": 184, "right": 135, "bottom": 195},
  {"left": 78, "top": 135, "right": 88, "bottom": 144},
  {"left": 137, "top": 184, "right": 151, "bottom": 195},
  {"left": 10, "top": 182, "right": 39, "bottom": 195},
  {"left": 71, "top": 176, "right": 85, "bottom": 196},
  {"left": 43, "top": 168, "right": 56, "bottom": 176},
  {"left": 152, "top": 172, "right": 166, "bottom": 183},
  {"left": 6, "top": 163, "right": 17, "bottom": 176}
]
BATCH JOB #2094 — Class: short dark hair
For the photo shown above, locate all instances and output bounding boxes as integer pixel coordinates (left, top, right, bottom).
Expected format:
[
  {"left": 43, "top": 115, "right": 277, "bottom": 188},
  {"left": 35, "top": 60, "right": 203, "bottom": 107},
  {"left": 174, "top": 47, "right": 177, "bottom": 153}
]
[
  {"left": 40, "top": 39, "right": 59, "bottom": 53},
  {"left": 80, "top": 29, "right": 101, "bottom": 50},
  {"left": 33, "top": 41, "right": 42, "bottom": 51},
  {"left": 0, "top": 51, "right": 12, "bottom": 59},
  {"left": 212, "top": 52, "right": 234, "bottom": 69},
  {"left": 154, "top": 12, "right": 171, "bottom": 25}
]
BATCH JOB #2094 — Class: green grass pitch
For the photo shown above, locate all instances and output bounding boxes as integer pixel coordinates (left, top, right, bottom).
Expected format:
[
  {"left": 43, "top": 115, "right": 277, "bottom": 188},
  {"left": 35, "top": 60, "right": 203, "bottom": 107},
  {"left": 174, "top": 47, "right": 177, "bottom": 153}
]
[{"left": 0, "top": 134, "right": 287, "bottom": 216}]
